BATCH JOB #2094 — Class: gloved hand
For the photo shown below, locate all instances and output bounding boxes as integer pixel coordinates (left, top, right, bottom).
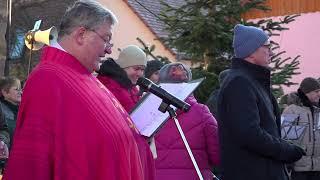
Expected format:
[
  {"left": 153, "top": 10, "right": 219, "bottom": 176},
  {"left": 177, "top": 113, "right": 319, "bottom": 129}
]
[{"left": 284, "top": 144, "right": 306, "bottom": 164}]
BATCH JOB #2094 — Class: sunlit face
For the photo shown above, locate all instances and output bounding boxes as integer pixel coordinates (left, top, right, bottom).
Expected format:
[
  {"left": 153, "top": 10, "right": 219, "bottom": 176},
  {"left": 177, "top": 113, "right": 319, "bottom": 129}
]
[
  {"left": 82, "top": 22, "right": 113, "bottom": 71},
  {"left": 124, "top": 65, "right": 145, "bottom": 84},
  {"left": 247, "top": 40, "right": 273, "bottom": 67},
  {"left": 169, "top": 64, "right": 189, "bottom": 82},
  {"left": 149, "top": 70, "right": 160, "bottom": 84},
  {"left": 306, "top": 89, "right": 320, "bottom": 103},
  {"left": 2, "top": 83, "right": 22, "bottom": 105}
]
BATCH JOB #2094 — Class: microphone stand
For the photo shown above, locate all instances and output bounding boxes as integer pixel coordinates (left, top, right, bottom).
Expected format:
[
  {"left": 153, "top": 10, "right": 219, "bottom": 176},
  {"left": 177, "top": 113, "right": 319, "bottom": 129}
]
[{"left": 158, "top": 101, "right": 220, "bottom": 180}]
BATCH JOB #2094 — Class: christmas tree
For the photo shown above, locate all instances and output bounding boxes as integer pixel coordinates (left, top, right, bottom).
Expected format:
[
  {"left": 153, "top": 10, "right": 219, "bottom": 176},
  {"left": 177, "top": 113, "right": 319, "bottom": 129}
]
[{"left": 159, "top": 0, "right": 300, "bottom": 102}]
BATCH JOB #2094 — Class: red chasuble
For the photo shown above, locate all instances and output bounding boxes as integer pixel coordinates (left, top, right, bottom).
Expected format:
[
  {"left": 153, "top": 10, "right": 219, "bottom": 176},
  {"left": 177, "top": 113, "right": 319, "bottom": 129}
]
[{"left": 3, "top": 47, "right": 144, "bottom": 180}]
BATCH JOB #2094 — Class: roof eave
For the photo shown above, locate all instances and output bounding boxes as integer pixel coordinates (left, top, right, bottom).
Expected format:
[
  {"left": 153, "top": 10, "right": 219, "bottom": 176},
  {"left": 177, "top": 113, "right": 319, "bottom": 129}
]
[{"left": 122, "top": 0, "right": 177, "bottom": 56}]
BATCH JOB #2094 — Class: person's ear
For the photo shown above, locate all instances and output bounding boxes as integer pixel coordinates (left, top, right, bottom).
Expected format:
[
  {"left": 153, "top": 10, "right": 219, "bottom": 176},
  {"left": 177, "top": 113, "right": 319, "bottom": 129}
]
[
  {"left": 245, "top": 53, "right": 255, "bottom": 63},
  {"left": 73, "top": 27, "right": 87, "bottom": 46},
  {"left": 1, "top": 89, "right": 8, "bottom": 97}
]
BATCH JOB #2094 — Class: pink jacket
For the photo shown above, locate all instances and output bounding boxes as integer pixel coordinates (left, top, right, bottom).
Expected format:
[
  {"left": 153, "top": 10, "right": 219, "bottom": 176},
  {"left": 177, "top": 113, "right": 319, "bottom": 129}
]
[
  {"left": 155, "top": 96, "right": 220, "bottom": 180},
  {"left": 97, "top": 74, "right": 155, "bottom": 180},
  {"left": 97, "top": 75, "right": 140, "bottom": 112}
]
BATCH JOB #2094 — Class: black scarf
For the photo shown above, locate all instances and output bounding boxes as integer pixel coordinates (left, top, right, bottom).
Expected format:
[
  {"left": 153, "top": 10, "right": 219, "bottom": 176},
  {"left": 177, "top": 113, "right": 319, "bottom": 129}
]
[{"left": 98, "top": 58, "right": 134, "bottom": 89}]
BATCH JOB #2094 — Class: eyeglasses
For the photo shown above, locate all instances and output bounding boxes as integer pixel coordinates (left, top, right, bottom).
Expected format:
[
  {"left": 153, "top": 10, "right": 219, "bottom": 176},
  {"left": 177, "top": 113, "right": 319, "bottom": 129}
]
[
  {"left": 12, "top": 87, "right": 22, "bottom": 94},
  {"left": 263, "top": 39, "right": 272, "bottom": 49},
  {"left": 87, "top": 29, "right": 113, "bottom": 48}
]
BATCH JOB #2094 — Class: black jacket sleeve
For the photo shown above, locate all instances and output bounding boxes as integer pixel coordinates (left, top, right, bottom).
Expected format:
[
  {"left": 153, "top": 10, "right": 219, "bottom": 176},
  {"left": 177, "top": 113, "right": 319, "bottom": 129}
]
[{"left": 0, "top": 104, "right": 10, "bottom": 145}]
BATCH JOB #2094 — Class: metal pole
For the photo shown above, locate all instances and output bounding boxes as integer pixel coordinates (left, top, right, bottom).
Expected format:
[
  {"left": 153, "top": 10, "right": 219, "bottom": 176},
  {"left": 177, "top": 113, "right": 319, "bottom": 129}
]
[{"left": 173, "top": 116, "right": 204, "bottom": 180}]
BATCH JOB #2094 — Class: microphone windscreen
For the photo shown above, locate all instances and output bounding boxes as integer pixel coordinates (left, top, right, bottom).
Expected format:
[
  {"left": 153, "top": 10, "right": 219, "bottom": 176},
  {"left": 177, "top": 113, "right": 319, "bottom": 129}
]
[{"left": 137, "top": 77, "right": 151, "bottom": 89}]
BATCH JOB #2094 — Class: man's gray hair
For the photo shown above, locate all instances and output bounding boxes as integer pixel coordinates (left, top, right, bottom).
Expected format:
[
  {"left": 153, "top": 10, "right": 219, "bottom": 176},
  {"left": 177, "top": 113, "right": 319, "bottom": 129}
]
[{"left": 59, "top": 0, "right": 118, "bottom": 37}]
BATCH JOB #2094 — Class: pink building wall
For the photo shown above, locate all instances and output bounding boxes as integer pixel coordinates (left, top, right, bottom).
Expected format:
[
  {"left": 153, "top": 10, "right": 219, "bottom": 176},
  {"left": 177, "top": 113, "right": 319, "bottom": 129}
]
[
  {"left": 270, "top": 12, "right": 320, "bottom": 93},
  {"left": 97, "top": 0, "right": 176, "bottom": 61}
]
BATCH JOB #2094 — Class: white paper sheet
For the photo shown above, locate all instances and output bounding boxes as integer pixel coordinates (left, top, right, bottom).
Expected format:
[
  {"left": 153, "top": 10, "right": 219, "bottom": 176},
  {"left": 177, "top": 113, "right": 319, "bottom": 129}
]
[{"left": 130, "top": 78, "right": 204, "bottom": 137}]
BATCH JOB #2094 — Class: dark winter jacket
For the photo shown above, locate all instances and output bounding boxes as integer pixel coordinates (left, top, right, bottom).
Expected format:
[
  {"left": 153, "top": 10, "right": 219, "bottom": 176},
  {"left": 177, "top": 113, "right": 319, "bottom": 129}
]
[
  {"left": 206, "top": 69, "right": 230, "bottom": 116},
  {"left": 217, "top": 58, "right": 304, "bottom": 180},
  {"left": 0, "top": 98, "right": 17, "bottom": 148},
  {"left": 206, "top": 89, "right": 220, "bottom": 116},
  {"left": 0, "top": 105, "right": 9, "bottom": 147}
]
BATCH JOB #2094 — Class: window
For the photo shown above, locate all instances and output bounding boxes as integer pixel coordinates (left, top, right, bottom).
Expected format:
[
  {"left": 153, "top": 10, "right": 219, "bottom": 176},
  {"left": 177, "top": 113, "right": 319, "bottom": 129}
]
[{"left": 9, "top": 28, "right": 26, "bottom": 60}]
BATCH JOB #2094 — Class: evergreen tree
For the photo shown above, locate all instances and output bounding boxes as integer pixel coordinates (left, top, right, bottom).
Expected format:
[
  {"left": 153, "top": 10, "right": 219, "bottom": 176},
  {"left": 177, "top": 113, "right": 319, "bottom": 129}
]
[
  {"left": 159, "top": 0, "right": 301, "bottom": 102},
  {"left": 246, "top": 15, "right": 301, "bottom": 98},
  {"left": 136, "top": 37, "right": 170, "bottom": 64}
]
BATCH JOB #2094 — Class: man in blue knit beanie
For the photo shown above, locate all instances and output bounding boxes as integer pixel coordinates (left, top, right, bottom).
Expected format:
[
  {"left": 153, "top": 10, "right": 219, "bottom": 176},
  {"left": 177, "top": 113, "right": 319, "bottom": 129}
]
[
  {"left": 233, "top": 24, "right": 272, "bottom": 67},
  {"left": 217, "top": 24, "right": 305, "bottom": 180}
]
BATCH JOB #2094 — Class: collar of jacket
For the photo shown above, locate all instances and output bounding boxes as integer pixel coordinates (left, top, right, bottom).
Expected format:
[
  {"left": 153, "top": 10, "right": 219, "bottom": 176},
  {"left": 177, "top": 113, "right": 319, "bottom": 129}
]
[
  {"left": 231, "top": 58, "right": 271, "bottom": 87},
  {"left": 0, "top": 97, "right": 18, "bottom": 115},
  {"left": 98, "top": 58, "right": 134, "bottom": 89}
]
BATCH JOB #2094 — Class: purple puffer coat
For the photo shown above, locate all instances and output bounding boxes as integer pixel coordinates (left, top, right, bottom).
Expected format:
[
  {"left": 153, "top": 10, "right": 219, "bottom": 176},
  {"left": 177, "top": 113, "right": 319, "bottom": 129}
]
[{"left": 155, "top": 96, "right": 220, "bottom": 180}]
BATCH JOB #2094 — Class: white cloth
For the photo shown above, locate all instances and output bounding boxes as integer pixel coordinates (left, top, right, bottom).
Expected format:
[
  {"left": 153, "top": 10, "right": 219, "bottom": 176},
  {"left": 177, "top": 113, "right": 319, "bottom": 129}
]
[{"left": 50, "top": 41, "right": 66, "bottom": 52}]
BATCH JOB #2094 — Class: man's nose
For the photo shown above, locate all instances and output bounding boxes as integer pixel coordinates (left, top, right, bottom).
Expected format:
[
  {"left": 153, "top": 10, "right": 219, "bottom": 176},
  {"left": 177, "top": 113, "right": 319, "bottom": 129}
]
[
  {"left": 269, "top": 49, "right": 274, "bottom": 57},
  {"left": 104, "top": 43, "right": 113, "bottom": 54}
]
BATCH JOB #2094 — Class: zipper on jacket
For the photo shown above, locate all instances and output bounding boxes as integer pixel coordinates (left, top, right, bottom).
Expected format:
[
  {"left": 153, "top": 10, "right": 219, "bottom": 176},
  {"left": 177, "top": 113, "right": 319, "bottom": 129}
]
[
  {"left": 308, "top": 113, "right": 316, "bottom": 170},
  {"left": 308, "top": 114, "right": 312, "bottom": 143}
]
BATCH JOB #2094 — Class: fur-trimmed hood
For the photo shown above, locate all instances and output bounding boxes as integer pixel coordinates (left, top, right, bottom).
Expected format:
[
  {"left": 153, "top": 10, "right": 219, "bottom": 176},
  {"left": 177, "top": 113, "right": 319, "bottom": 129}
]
[
  {"left": 285, "top": 92, "right": 301, "bottom": 106},
  {"left": 286, "top": 89, "right": 316, "bottom": 108},
  {"left": 97, "top": 58, "right": 134, "bottom": 89}
]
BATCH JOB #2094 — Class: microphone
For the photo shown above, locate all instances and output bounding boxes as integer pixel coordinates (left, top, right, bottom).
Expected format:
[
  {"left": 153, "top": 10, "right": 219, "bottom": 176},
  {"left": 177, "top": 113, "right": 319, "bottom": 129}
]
[{"left": 137, "top": 77, "right": 191, "bottom": 112}]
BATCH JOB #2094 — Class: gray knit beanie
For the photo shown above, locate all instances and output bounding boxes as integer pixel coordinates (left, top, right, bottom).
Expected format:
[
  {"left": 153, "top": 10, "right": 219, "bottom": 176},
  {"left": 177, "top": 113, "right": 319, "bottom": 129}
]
[
  {"left": 114, "top": 45, "right": 147, "bottom": 68},
  {"left": 299, "top": 77, "right": 320, "bottom": 94},
  {"left": 233, "top": 24, "right": 269, "bottom": 59},
  {"left": 159, "top": 62, "right": 192, "bottom": 83}
]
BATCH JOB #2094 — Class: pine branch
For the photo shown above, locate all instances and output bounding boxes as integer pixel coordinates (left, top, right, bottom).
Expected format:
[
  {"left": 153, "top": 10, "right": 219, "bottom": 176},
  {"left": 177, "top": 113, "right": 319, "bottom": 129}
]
[
  {"left": 136, "top": 37, "right": 170, "bottom": 64},
  {"left": 155, "top": 0, "right": 301, "bottom": 100}
]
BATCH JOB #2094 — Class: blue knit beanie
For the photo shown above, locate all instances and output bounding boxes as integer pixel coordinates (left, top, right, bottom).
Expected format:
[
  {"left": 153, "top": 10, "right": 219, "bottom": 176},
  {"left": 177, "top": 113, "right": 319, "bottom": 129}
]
[{"left": 233, "top": 24, "right": 269, "bottom": 59}]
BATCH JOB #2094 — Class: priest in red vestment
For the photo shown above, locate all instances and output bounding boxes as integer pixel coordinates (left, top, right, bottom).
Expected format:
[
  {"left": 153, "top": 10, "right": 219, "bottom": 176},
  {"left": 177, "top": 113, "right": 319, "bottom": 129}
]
[{"left": 3, "top": 1, "right": 144, "bottom": 179}]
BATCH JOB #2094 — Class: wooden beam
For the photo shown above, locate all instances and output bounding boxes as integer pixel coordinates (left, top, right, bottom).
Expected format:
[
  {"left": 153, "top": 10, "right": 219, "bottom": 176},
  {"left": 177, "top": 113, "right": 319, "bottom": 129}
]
[{"left": 243, "top": 0, "right": 320, "bottom": 19}]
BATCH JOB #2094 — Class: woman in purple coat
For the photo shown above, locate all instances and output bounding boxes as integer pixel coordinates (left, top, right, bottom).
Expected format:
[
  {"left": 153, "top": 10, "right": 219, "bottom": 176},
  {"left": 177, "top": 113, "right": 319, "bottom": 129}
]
[{"left": 155, "top": 62, "right": 220, "bottom": 180}]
